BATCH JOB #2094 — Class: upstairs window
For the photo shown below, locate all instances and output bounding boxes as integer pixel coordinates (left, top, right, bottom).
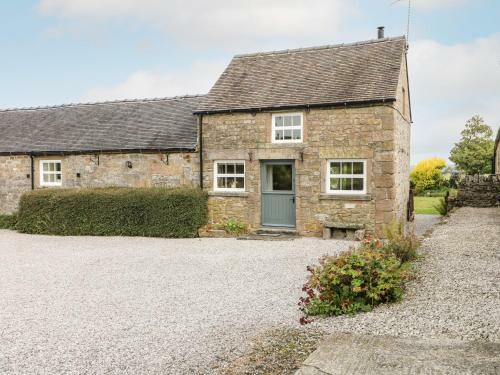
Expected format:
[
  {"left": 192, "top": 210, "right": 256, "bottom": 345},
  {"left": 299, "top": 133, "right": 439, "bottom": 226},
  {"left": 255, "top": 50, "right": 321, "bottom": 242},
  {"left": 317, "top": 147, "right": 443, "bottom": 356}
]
[
  {"left": 40, "top": 160, "right": 62, "bottom": 187},
  {"left": 214, "top": 161, "right": 245, "bottom": 191},
  {"left": 272, "top": 113, "right": 303, "bottom": 143},
  {"left": 326, "top": 160, "right": 366, "bottom": 194}
]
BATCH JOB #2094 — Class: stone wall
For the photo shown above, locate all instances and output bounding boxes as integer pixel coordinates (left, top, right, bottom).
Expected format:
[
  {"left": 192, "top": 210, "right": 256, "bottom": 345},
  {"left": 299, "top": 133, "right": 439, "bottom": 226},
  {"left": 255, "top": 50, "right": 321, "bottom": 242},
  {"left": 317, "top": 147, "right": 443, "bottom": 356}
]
[
  {"left": 201, "top": 101, "right": 411, "bottom": 237},
  {"left": 0, "top": 152, "right": 199, "bottom": 214},
  {"left": 0, "top": 155, "right": 32, "bottom": 214},
  {"left": 393, "top": 56, "right": 413, "bottom": 232},
  {"left": 449, "top": 174, "right": 500, "bottom": 208}
]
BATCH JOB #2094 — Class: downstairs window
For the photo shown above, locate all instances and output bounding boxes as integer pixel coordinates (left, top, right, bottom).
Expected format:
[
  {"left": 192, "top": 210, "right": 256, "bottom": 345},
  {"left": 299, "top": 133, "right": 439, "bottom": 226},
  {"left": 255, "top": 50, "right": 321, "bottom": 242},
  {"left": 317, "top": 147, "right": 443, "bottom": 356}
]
[
  {"left": 326, "top": 160, "right": 366, "bottom": 194},
  {"left": 40, "top": 160, "right": 62, "bottom": 187},
  {"left": 214, "top": 161, "right": 245, "bottom": 191}
]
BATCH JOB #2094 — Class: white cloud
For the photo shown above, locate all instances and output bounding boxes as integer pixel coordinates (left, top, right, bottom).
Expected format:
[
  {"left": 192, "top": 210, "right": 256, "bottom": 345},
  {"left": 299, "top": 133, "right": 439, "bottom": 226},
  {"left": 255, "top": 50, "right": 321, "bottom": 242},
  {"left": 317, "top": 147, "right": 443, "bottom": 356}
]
[
  {"left": 395, "top": 0, "right": 470, "bottom": 11},
  {"left": 81, "top": 60, "right": 226, "bottom": 102},
  {"left": 409, "top": 34, "right": 500, "bottom": 163},
  {"left": 38, "top": 0, "right": 354, "bottom": 49}
]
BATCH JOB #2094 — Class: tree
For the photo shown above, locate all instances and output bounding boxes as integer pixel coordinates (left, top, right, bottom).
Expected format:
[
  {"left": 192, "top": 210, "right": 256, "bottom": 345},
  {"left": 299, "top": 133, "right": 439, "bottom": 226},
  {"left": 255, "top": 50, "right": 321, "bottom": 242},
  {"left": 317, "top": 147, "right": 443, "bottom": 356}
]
[
  {"left": 449, "top": 116, "right": 494, "bottom": 175},
  {"left": 410, "top": 157, "right": 446, "bottom": 194}
]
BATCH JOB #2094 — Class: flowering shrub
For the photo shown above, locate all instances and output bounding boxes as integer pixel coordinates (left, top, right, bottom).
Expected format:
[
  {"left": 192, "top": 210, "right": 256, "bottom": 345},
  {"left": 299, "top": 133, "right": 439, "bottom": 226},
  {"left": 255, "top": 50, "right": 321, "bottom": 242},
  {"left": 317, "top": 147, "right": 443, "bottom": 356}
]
[
  {"left": 382, "top": 221, "right": 420, "bottom": 262},
  {"left": 410, "top": 157, "right": 446, "bottom": 195},
  {"left": 299, "top": 248, "right": 412, "bottom": 321}
]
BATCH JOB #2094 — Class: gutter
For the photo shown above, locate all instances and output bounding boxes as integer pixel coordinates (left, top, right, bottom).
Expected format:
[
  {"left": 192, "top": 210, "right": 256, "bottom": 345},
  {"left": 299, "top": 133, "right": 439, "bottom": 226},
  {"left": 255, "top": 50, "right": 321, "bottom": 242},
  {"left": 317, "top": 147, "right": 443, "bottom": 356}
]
[
  {"left": 29, "top": 153, "right": 35, "bottom": 190},
  {"left": 0, "top": 147, "right": 197, "bottom": 157},
  {"left": 193, "top": 98, "right": 396, "bottom": 116}
]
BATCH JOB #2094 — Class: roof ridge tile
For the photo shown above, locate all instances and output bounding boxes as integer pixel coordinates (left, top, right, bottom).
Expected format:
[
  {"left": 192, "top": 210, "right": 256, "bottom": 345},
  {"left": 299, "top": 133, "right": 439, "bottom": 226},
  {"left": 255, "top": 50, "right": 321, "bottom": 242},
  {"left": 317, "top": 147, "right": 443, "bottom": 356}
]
[
  {"left": 234, "top": 36, "right": 406, "bottom": 59},
  {"left": 0, "top": 94, "right": 206, "bottom": 113}
]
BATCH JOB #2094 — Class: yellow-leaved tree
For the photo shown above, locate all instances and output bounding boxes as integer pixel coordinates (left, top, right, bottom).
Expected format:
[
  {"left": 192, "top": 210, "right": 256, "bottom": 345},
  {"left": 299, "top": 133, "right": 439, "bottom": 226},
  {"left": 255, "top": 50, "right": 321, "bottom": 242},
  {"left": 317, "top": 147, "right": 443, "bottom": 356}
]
[{"left": 410, "top": 157, "right": 446, "bottom": 194}]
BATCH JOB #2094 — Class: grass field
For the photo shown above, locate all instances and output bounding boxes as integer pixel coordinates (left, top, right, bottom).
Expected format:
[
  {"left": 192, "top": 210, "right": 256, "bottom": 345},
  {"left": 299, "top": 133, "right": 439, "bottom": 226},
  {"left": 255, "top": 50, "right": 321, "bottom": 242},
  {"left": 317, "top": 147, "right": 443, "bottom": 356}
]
[{"left": 414, "top": 196, "right": 441, "bottom": 215}]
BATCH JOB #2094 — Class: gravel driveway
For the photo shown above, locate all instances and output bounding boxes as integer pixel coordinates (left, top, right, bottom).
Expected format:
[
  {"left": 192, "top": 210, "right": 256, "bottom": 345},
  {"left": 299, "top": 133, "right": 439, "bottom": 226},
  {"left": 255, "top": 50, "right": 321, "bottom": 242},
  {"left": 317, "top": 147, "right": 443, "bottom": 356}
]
[
  {"left": 0, "top": 232, "right": 352, "bottom": 374},
  {"left": 314, "top": 207, "right": 500, "bottom": 342}
]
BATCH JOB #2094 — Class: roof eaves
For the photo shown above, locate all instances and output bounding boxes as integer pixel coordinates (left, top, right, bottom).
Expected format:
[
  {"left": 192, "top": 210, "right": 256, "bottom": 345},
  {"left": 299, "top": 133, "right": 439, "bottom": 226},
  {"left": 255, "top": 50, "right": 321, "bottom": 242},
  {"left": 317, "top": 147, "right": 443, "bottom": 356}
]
[
  {"left": 0, "top": 147, "right": 197, "bottom": 157},
  {"left": 194, "top": 98, "right": 397, "bottom": 115}
]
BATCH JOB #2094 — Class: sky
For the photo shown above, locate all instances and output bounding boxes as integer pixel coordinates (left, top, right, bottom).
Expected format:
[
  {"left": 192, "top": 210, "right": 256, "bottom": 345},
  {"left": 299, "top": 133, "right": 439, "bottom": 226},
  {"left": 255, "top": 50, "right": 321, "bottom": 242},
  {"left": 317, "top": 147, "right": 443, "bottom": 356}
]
[{"left": 0, "top": 0, "right": 499, "bottom": 164}]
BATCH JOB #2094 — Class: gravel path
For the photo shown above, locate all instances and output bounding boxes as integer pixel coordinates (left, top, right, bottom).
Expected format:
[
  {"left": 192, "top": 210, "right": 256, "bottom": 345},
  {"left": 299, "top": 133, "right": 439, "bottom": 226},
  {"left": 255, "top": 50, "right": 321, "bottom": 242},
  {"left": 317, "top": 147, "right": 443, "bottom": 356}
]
[
  {"left": 314, "top": 207, "right": 500, "bottom": 343},
  {"left": 0, "top": 232, "right": 353, "bottom": 374},
  {"left": 414, "top": 214, "right": 441, "bottom": 238}
]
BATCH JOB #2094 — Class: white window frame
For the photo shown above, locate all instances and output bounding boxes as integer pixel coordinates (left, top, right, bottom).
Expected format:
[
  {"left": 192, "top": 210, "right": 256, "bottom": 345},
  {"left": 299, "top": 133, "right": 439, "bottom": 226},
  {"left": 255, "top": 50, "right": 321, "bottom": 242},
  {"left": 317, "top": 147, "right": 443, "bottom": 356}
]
[
  {"left": 213, "top": 160, "right": 245, "bottom": 192},
  {"left": 39, "top": 160, "right": 63, "bottom": 187},
  {"left": 271, "top": 112, "right": 303, "bottom": 143},
  {"left": 326, "top": 159, "right": 367, "bottom": 195}
]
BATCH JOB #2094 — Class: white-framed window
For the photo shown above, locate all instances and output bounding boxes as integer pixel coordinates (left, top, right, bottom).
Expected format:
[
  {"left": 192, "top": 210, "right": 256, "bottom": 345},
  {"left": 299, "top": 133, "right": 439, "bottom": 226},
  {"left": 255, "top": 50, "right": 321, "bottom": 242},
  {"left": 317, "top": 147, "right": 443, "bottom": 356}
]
[
  {"left": 40, "top": 160, "right": 62, "bottom": 187},
  {"left": 272, "top": 113, "right": 303, "bottom": 143},
  {"left": 214, "top": 161, "right": 245, "bottom": 191},
  {"left": 326, "top": 160, "right": 366, "bottom": 195}
]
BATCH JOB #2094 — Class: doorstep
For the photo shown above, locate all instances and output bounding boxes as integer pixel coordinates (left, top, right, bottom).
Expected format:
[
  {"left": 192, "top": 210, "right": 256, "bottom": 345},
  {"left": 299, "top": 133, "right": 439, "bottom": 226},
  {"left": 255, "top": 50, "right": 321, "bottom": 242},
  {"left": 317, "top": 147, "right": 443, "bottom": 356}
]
[{"left": 238, "top": 227, "right": 299, "bottom": 241}]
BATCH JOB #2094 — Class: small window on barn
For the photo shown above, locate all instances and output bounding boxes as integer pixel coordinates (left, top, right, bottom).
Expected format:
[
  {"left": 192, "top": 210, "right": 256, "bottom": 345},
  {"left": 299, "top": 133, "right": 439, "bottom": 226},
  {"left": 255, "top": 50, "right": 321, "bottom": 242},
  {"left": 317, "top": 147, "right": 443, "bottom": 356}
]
[
  {"left": 40, "top": 160, "right": 62, "bottom": 187},
  {"left": 272, "top": 113, "right": 303, "bottom": 143},
  {"left": 214, "top": 161, "right": 245, "bottom": 191},
  {"left": 326, "top": 160, "right": 366, "bottom": 195}
]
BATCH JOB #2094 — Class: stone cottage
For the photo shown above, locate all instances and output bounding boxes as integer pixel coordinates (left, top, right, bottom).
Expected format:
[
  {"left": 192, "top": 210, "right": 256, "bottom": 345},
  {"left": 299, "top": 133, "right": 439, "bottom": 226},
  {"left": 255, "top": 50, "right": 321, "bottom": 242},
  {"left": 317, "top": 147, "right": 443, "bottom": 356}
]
[
  {"left": 0, "top": 33, "right": 412, "bottom": 237},
  {"left": 196, "top": 35, "right": 412, "bottom": 237}
]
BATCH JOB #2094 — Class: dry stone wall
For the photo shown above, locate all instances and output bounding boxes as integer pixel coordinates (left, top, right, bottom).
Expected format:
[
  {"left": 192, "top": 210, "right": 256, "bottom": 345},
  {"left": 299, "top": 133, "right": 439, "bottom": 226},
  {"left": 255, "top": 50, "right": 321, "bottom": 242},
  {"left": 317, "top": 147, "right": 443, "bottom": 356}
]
[{"left": 449, "top": 175, "right": 500, "bottom": 208}]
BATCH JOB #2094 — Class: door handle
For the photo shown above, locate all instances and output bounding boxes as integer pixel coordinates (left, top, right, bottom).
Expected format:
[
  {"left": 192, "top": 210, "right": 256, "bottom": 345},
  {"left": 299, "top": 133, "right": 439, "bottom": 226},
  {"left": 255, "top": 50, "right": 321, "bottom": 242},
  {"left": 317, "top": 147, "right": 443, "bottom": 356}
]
[{"left": 292, "top": 197, "right": 295, "bottom": 204}]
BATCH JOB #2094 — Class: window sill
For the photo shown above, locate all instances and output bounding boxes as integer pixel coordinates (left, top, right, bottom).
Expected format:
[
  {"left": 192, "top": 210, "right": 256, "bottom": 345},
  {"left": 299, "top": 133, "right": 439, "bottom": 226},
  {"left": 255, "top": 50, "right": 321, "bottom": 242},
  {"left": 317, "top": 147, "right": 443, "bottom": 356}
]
[
  {"left": 319, "top": 193, "right": 372, "bottom": 201},
  {"left": 208, "top": 191, "right": 249, "bottom": 198}
]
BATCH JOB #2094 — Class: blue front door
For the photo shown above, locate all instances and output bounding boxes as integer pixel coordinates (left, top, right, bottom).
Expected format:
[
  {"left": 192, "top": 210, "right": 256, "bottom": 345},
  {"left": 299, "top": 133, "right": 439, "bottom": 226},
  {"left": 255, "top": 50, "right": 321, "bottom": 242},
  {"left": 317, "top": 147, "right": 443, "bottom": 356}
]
[{"left": 261, "top": 161, "right": 296, "bottom": 227}]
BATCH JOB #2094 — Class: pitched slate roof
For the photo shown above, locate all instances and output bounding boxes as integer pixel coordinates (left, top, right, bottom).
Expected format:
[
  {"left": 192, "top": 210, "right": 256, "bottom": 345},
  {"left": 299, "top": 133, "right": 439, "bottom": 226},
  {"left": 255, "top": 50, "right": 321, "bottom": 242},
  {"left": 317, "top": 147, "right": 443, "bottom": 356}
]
[
  {"left": 0, "top": 95, "right": 203, "bottom": 155},
  {"left": 196, "top": 36, "right": 407, "bottom": 114}
]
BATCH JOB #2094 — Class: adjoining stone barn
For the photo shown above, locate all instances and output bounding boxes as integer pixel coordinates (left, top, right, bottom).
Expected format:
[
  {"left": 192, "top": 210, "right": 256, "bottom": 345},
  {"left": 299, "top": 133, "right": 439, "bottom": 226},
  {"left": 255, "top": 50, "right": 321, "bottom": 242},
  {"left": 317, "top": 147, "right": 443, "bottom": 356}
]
[
  {"left": 0, "top": 96, "right": 202, "bottom": 214},
  {"left": 0, "top": 32, "right": 413, "bottom": 238}
]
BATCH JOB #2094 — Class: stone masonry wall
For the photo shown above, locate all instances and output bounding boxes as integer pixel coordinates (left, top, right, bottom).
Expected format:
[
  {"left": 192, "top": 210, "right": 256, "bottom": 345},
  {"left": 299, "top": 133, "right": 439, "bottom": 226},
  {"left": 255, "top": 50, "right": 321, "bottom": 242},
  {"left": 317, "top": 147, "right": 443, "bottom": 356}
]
[
  {"left": 202, "top": 101, "right": 411, "bottom": 237},
  {"left": 0, "top": 152, "right": 198, "bottom": 214},
  {"left": 393, "top": 56, "right": 412, "bottom": 232},
  {"left": 449, "top": 174, "right": 500, "bottom": 208},
  {"left": 0, "top": 155, "right": 32, "bottom": 214}
]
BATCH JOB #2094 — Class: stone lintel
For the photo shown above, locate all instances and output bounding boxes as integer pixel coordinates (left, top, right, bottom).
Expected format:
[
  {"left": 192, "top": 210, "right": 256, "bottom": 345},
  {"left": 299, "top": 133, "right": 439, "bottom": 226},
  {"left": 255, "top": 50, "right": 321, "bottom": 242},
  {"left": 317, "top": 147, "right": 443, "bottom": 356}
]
[
  {"left": 319, "top": 193, "right": 372, "bottom": 201},
  {"left": 208, "top": 191, "right": 249, "bottom": 198}
]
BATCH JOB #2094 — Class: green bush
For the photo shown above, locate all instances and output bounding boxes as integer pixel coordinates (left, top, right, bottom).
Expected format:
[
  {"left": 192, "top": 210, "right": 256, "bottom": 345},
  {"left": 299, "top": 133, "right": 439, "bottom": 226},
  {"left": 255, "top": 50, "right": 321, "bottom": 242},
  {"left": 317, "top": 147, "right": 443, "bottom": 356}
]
[
  {"left": 0, "top": 214, "right": 17, "bottom": 229},
  {"left": 417, "top": 187, "right": 458, "bottom": 197},
  {"left": 300, "top": 249, "right": 411, "bottom": 319},
  {"left": 16, "top": 187, "right": 208, "bottom": 238},
  {"left": 382, "top": 221, "right": 420, "bottom": 262},
  {"left": 433, "top": 197, "right": 448, "bottom": 216},
  {"left": 216, "top": 219, "right": 248, "bottom": 236}
]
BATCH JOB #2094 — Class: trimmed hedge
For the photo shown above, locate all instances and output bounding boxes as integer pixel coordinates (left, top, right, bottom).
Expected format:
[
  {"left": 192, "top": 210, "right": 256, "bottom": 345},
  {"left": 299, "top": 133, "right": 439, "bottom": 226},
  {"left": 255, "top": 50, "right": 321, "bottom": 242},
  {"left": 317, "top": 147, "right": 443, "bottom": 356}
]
[
  {"left": 16, "top": 187, "right": 208, "bottom": 238},
  {"left": 0, "top": 214, "right": 17, "bottom": 229}
]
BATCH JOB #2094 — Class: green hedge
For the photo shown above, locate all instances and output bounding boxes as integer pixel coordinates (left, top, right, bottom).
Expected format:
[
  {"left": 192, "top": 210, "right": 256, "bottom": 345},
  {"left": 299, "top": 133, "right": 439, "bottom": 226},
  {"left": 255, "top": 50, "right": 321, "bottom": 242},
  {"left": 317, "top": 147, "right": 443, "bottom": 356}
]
[
  {"left": 0, "top": 214, "right": 17, "bottom": 229},
  {"left": 16, "top": 187, "right": 208, "bottom": 238}
]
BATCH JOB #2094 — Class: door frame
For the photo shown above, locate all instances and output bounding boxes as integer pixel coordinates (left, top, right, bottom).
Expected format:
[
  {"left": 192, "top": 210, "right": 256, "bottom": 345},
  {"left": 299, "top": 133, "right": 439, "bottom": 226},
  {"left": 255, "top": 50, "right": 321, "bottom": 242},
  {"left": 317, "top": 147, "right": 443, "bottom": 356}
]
[{"left": 260, "top": 159, "right": 296, "bottom": 228}]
